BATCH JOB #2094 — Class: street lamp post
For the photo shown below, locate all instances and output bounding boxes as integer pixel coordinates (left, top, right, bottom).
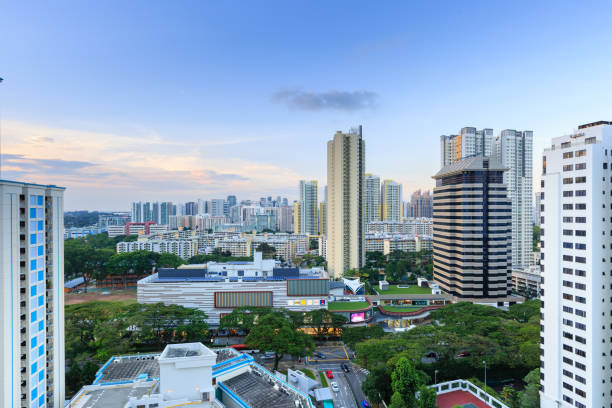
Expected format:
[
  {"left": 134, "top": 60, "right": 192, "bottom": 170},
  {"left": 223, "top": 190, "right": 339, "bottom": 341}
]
[
  {"left": 483, "top": 360, "right": 487, "bottom": 397},
  {"left": 434, "top": 369, "right": 438, "bottom": 384}
]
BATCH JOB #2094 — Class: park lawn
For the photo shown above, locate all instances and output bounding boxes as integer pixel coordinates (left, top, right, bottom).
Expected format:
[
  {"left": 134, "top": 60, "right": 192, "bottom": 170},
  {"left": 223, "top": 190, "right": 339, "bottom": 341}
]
[
  {"left": 376, "top": 284, "right": 432, "bottom": 295},
  {"left": 300, "top": 369, "right": 316, "bottom": 380},
  {"left": 318, "top": 371, "right": 329, "bottom": 387},
  {"left": 327, "top": 301, "right": 370, "bottom": 311},
  {"left": 379, "top": 305, "right": 427, "bottom": 313}
]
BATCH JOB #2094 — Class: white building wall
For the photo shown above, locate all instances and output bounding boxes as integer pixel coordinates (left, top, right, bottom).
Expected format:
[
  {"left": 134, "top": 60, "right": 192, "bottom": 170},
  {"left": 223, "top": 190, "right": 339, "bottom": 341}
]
[
  {"left": 0, "top": 181, "right": 65, "bottom": 408},
  {"left": 540, "top": 123, "right": 612, "bottom": 408}
]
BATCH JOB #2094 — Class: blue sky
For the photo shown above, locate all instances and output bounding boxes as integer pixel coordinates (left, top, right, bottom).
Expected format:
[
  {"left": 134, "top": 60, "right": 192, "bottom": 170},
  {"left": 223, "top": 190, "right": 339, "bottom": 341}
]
[{"left": 1, "top": 1, "right": 612, "bottom": 210}]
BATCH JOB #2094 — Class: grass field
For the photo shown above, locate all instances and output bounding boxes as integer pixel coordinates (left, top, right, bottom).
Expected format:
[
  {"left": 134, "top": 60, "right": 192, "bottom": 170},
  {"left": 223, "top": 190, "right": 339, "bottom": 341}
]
[
  {"left": 376, "top": 284, "right": 432, "bottom": 295},
  {"left": 300, "top": 369, "right": 316, "bottom": 380},
  {"left": 65, "top": 288, "right": 137, "bottom": 305},
  {"left": 379, "top": 305, "right": 427, "bottom": 313},
  {"left": 327, "top": 301, "right": 370, "bottom": 311},
  {"left": 318, "top": 370, "right": 329, "bottom": 387}
]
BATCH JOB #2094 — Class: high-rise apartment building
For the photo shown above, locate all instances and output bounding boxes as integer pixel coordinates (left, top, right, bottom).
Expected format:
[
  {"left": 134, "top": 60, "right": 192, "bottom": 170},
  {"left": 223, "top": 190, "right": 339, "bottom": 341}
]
[
  {"left": 319, "top": 202, "right": 327, "bottom": 235},
  {"left": 185, "top": 201, "right": 197, "bottom": 216},
  {"left": 131, "top": 201, "right": 143, "bottom": 223},
  {"left": 210, "top": 199, "right": 225, "bottom": 217},
  {"left": 493, "top": 129, "right": 533, "bottom": 269},
  {"left": 1, "top": 180, "right": 65, "bottom": 408},
  {"left": 440, "top": 127, "right": 493, "bottom": 167},
  {"left": 364, "top": 174, "right": 381, "bottom": 223},
  {"left": 540, "top": 121, "right": 612, "bottom": 408},
  {"left": 293, "top": 202, "right": 301, "bottom": 234},
  {"left": 299, "top": 180, "right": 319, "bottom": 235},
  {"left": 408, "top": 190, "right": 433, "bottom": 218},
  {"left": 432, "top": 155, "right": 512, "bottom": 301},
  {"left": 160, "top": 202, "right": 173, "bottom": 225},
  {"left": 381, "top": 179, "right": 402, "bottom": 222},
  {"left": 327, "top": 126, "right": 365, "bottom": 277},
  {"left": 226, "top": 195, "right": 237, "bottom": 208},
  {"left": 279, "top": 205, "right": 294, "bottom": 233}
]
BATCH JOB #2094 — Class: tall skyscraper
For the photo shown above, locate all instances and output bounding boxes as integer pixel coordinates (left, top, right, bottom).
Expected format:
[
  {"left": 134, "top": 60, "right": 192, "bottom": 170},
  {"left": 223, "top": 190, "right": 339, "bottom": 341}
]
[
  {"left": 1, "top": 180, "right": 65, "bottom": 407},
  {"left": 408, "top": 190, "right": 433, "bottom": 218},
  {"left": 381, "top": 179, "right": 402, "bottom": 222},
  {"left": 440, "top": 127, "right": 493, "bottom": 167},
  {"left": 327, "top": 126, "right": 365, "bottom": 278},
  {"left": 432, "top": 155, "right": 512, "bottom": 301},
  {"left": 226, "top": 195, "right": 237, "bottom": 208},
  {"left": 152, "top": 202, "right": 160, "bottom": 224},
  {"left": 364, "top": 174, "right": 381, "bottom": 223},
  {"left": 299, "top": 180, "right": 319, "bottom": 235},
  {"left": 540, "top": 121, "right": 612, "bottom": 408},
  {"left": 492, "top": 129, "right": 533, "bottom": 269},
  {"left": 210, "top": 199, "right": 225, "bottom": 217}
]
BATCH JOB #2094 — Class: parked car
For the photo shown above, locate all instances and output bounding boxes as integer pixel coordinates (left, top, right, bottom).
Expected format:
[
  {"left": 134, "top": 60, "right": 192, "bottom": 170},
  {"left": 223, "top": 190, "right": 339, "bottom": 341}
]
[
  {"left": 325, "top": 370, "right": 334, "bottom": 379},
  {"left": 341, "top": 363, "right": 350, "bottom": 373},
  {"left": 361, "top": 401, "right": 371, "bottom": 408},
  {"left": 330, "top": 382, "right": 339, "bottom": 392},
  {"left": 314, "top": 352, "right": 326, "bottom": 359}
]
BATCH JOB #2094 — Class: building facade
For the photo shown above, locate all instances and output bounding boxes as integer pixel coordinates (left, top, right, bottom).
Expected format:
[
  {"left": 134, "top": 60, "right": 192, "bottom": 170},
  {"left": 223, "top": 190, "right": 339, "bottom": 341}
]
[
  {"left": 440, "top": 127, "right": 493, "bottom": 167},
  {"left": 407, "top": 190, "right": 433, "bottom": 218},
  {"left": 299, "top": 180, "right": 318, "bottom": 235},
  {"left": 432, "top": 155, "right": 512, "bottom": 301},
  {"left": 364, "top": 174, "right": 381, "bottom": 224},
  {"left": 327, "top": 127, "right": 365, "bottom": 277},
  {"left": 493, "top": 129, "right": 533, "bottom": 269},
  {"left": 0, "top": 180, "right": 65, "bottom": 408},
  {"left": 367, "top": 218, "right": 433, "bottom": 235},
  {"left": 540, "top": 121, "right": 612, "bottom": 408},
  {"left": 381, "top": 179, "right": 402, "bottom": 222}
]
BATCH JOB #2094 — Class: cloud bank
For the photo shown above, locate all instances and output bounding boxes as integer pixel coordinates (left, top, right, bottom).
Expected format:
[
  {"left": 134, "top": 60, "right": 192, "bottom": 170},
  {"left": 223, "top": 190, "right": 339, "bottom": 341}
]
[{"left": 272, "top": 89, "right": 378, "bottom": 112}]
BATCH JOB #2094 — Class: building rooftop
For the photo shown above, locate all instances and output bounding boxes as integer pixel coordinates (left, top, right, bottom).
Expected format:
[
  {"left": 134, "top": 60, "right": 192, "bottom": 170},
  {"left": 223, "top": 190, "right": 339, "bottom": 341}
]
[
  {"left": 94, "top": 355, "right": 159, "bottom": 384},
  {"left": 160, "top": 342, "right": 217, "bottom": 360},
  {"left": 433, "top": 154, "right": 506, "bottom": 179},
  {"left": 221, "top": 368, "right": 311, "bottom": 408},
  {"left": 0, "top": 179, "right": 66, "bottom": 189}
]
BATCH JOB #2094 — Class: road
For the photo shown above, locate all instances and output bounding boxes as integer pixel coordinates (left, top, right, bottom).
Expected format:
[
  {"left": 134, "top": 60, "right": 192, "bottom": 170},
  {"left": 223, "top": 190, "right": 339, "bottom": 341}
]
[{"left": 315, "top": 363, "right": 357, "bottom": 408}]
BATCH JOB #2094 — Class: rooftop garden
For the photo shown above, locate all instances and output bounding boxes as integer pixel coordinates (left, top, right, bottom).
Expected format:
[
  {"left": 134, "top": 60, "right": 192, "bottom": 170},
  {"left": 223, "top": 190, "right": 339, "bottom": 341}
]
[
  {"left": 327, "top": 301, "right": 371, "bottom": 311},
  {"left": 375, "top": 284, "right": 432, "bottom": 295},
  {"left": 378, "top": 305, "right": 429, "bottom": 313}
]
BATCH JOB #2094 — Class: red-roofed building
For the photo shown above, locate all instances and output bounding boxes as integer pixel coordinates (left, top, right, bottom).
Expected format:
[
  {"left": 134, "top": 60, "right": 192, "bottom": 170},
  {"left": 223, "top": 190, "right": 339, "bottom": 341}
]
[{"left": 430, "top": 380, "right": 509, "bottom": 408}]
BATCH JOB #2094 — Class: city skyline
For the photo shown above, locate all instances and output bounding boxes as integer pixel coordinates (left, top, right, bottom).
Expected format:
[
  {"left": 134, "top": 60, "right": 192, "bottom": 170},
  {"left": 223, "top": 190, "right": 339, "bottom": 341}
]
[{"left": 3, "top": 2, "right": 612, "bottom": 209}]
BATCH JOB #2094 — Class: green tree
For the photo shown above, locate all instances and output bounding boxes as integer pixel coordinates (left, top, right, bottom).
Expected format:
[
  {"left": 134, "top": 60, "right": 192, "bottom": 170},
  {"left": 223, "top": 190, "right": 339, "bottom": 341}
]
[
  {"left": 342, "top": 325, "right": 385, "bottom": 350},
  {"left": 303, "top": 309, "right": 347, "bottom": 340},
  {"left": 157, "top": 252, "right": 186, "bottom": 268},
  {"left": 533, "top": 225, "right": 541, "bottom": 252},
  {"left": 362, "top": 365, "right": 393, "bottom": 404},
  {"left": 256, "top": 243, "right": 276, "bottom": 259},
  {"left": 245, "top": 314, "right": 314, "bottom": 370},
  {"left": 389, "top": 358, "right": 424, "bottom": 408},
  {"left": 417, "top": 384, "right": 437, "bottom": 408},
  {"left": 502, "top": 386, "right": 520, "bottom": 408},
  {"left": 519, "top": 368, "right": 540, "bottom": 408}
]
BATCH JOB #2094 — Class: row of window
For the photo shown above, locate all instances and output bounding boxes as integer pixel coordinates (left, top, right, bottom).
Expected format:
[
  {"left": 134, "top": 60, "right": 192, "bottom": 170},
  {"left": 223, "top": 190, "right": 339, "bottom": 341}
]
[
  {"left": 562, "top": 293, "right": 587, "bottom": 303},
  {"left": 562, "top": 149, "right": 587, "bottom": 159},
  {"left": 563, "top": 163, "right": 588, "bottom": 171},
  {"left": 562, "top": 242, "right": 587, "bottom": 250},
  {"left": 562, "top": 190, "right": 587, "bottom": 197},
  {"left": 563, "top": 177, "right": 587, "bottom": 184},
  {"left": 561, "top": 203, "right": 587, "bottom": 210},
  {"left": 562, "top": 230, "right": 587, "bottom": 236},
  {"left": 562, "top": 255, "right": 587, "bottom": 263}
]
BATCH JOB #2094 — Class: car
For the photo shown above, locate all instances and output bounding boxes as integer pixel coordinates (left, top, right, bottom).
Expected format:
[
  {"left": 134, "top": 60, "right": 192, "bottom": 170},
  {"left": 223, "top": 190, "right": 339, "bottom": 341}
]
[
  {"left": 330, "top": 382, "right": 339, "bottom": 392},
  {"left": 325, "top": 370, "right": 334, "bottom": 379},
  {"left": 341, "top": 363, "right": 350, "bottom": 373},
  {"left": 314, "top": 352, "right": 326, "bottom": 359},
  {"left": 361, "top": 401, "right": 371, "bottom": 408}
]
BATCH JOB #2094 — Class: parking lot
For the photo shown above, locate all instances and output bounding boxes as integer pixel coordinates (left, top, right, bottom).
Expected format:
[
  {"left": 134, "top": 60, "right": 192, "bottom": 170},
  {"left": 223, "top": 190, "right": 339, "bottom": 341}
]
[{"left": 307, "top": 345, "right": 350, "bottom": 363}]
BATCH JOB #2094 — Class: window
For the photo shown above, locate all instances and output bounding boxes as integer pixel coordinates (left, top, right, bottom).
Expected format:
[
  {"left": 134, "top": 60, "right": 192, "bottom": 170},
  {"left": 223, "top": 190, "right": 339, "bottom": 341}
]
[
  {"left": 575, "top": 149, "right": 586, "bottom": 157},
  {"left": 575, "top": 283, "right": 586, "bottom": 290},
  {"left": 575, "top": 256, "right": 586, "bottom": 263},
  {"left": 563, "top": 152, "right": 574, "bottom": 159},
  {"left": 585, "top": 136, "right": 596, "bottom": 144},
  {"left": 563, "top": 280, "right": 574, "bottom": 288},
  {"left": 575, "top": 269, "right": 586, "bottom": 277},
  {"left": 575, "top": 335, "right": 586, "bottom": 344},
  {"left": 563, "top": 217, "right": 573, "bottom": 223},
  {"left": 563, "top": 190, "right": 574, "bottom": 197},
  {"left": 575, "top": 374, "right": 586, "bottom": 384},
  {"left": 563, "top": 229, "right": 573, "bottom": 236},
  {"left": 563, "top": 356, "right": 573, "bottom": 365},
  {"left": 563, "top": 242, "right": 574, "bottom": 249},
  {"left": 563, "top": 395, "right": 573, "bottom": 404},
  {"left": 563, "top": 318, "right": 573, "bottom": 326},
  {"left": 561, "top": 141, "right": 571, "bottom": 148},
  {"left": 563, "top": 268, "right": 573, "bottom": 275},
  {"left": 575, "top": 217, "right": 586, "bottom": 223},
  {"left": 563, "top": 382, "right": 573, "bottom": 391},
  {"left": 563, "top": 164, "right": 574, "bottom": 172},
  {"left": 563, "top": 344, "right": 573, "bottom": 352},
  {"left": 575, "top": 203, "right": 586, "bottom": 210},
  {"left": 563, "top": 178, "right": 574, "bottom": 184},
  {"left": 575, "top": 296, "right": 586, "bottom": 303},
  {"left": 575, "top": 388, "right": 586, "bottom": 397},
  {"left": 576, "top": 163, "right": 587, "bottom": 170},
  {"left": 575, "top": 309, "right": 586, "bottom": 317},
  {"left": 575, "top": 322, "right": 586, "bottom": 330},
  {"left": 575, "top": 349, "right": 586, "bottom": 357},
  {"left": 563, "top": 204, "right": 574, "bottom": 210},
  {"left": 575, "top": 190, "right": 587, "bottom": 196},
  {"left": 563, "top": 293, "right": 574, "bottom": 300},
  {"left": 563, "top": 255, "right": 574, "bottom": 262},
  {"left": 575, "top": 176, "right": 586, "bottom": 183},
  {"left": 575, "top": 243, "right": 586, "bottom": 250},
  {"left": 576, "top": 230, "right": 586, "bottom": 236}
]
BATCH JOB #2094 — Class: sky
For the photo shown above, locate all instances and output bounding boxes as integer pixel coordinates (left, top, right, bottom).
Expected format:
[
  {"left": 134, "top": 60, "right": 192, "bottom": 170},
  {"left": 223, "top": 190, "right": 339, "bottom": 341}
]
[{"left": 1, "top": 1, "right": 612, "bottom": 210}]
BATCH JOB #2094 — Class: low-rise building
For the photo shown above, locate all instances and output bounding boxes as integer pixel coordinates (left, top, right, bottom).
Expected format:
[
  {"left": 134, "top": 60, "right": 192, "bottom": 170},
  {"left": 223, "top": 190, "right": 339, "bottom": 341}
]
[
  {"left": 117, "top": 239, "right": 198, "bottom": 259},
  {"left": 365, "top": 233, "right": 433, "bottom": 254},
  {"left": 67, "top": 343, "right": 314, "bottom": 408},
  {"left": 64, "top": 225, "right": 106, "bottom": 239},
  {"left": 367, "top": 218, "right": 433, "bottom": 235},
  {"left": 138, "top": 252, "right": 330, "bottom": 325},
  {"left": 511, "top": 266, "right": 541, "bottom": 297}
]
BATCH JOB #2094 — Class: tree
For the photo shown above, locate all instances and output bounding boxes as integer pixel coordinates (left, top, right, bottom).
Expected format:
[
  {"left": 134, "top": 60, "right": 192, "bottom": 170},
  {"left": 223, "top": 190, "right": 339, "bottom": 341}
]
[
  {"left": 519, "top": 368, "right": 540, "bottom": 408},
  {"left": 245, "top": 314, "right": 314, "bottom": 370},
  {"left": 342, "top": 325, "right": 385, "bottom": 350},
  {"left": 532, "top": 225, "right": 541, "bottom": 252},
  {"left": 417, "top": 385, "right": 437, "bottom": 408},
  {"left": 219, "top": 307, "right": 273, "bottom": 332},
  {"left": 303, "top": 309, "right": 347, "bottom": 339},
  {"left": 256, "top": 243, "right": 276, "bottom": 259},
  {"left": 309, "top": 238, "right": 319, "bottom": 250},
  {"left": 157, "top": 252, "right": 185, "bottom": 268},
  {"left": 502, "top": 386, "right": 520, "bottom": 408},
  {"left": 389, "top": 358, "right": 425, "bottom": 408},
  {"left": 362, "top": 365, "right": 393, "bottom": 404}
]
